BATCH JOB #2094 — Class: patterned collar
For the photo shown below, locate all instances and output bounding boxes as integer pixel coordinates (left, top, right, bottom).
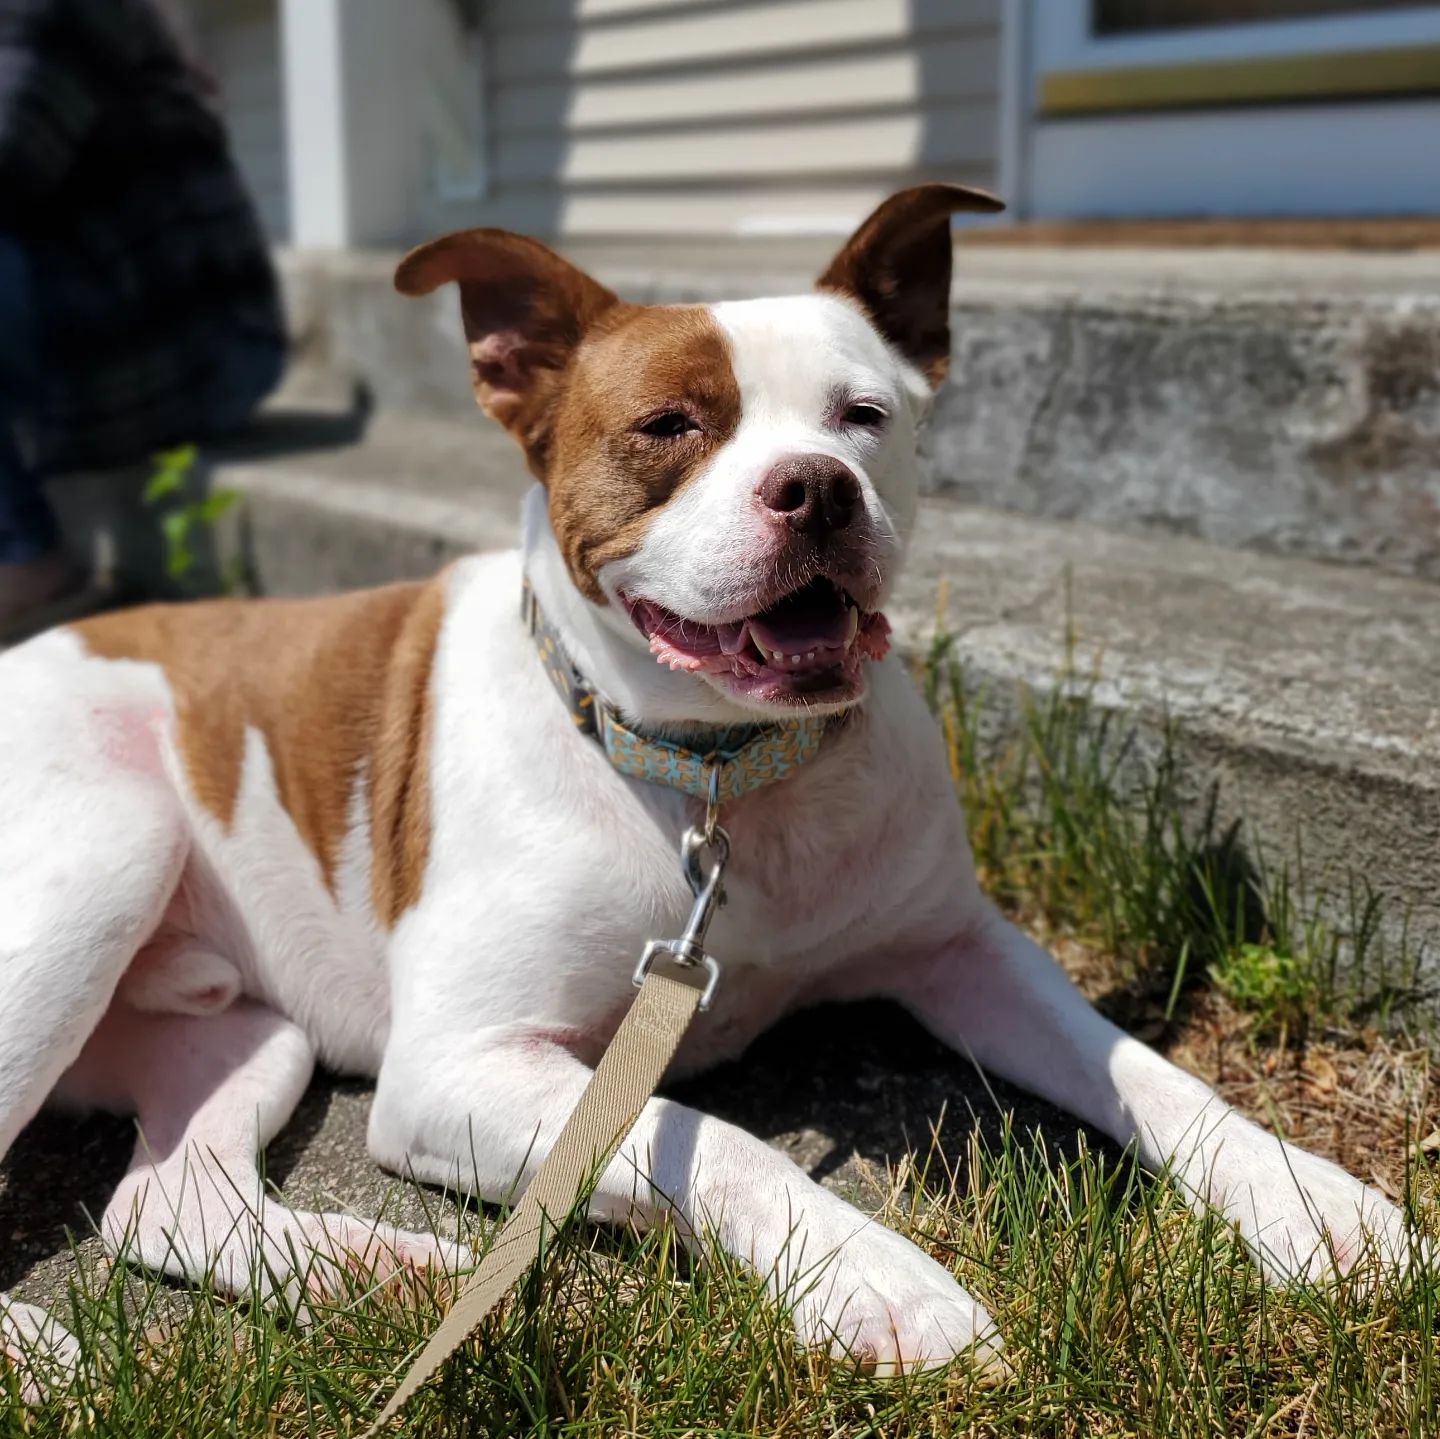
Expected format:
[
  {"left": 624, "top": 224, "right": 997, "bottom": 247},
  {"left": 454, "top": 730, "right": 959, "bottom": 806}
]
[{"left": 522, "top": 581, "right": 839, "bottom": 802}]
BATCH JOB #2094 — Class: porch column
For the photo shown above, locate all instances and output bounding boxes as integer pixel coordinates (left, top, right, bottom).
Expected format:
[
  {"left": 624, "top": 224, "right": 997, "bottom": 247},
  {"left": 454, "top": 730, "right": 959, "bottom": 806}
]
[
  {"left": 280, "top": 0, "right": 448, "bottom": 248},
  {"left": 279, "top": 0, "right": 350, "bottom": 247}
]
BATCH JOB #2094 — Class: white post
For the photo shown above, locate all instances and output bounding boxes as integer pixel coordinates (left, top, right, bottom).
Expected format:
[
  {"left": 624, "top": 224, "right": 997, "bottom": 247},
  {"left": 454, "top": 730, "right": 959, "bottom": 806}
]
[
  {"left": 279, "top": 0, "right": 351, "bottom": 247},
  {"left": 279, "top": 0, "right": 483, "bottom": 249}
]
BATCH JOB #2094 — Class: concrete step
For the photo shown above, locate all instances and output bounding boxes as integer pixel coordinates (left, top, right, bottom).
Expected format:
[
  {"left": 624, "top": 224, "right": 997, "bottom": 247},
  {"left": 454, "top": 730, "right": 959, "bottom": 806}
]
[
  {"left": 280, "top": 243, "right": 1440, "bottom": 582},
  {"left": 184, "top": 408, "right": 1439, "bottom": 972},
  {"left": 215, "top": 407, "right": 533, "bottom": 594}
]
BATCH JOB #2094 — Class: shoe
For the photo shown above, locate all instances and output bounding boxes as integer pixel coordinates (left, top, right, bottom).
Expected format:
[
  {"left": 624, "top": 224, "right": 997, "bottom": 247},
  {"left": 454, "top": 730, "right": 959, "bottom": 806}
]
[{"left": 0, "top": 550, "right": 115, "bottom": 646}]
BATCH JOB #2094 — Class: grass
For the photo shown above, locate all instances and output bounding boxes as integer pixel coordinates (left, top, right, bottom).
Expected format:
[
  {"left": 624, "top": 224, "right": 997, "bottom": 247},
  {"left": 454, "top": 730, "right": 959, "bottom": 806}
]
[
  {"left": 923, "top": 627, "right": 1434, "bottom": 1042},
  {"left": 5, "top": 634, "right": 1438, "bottom": 1437}
]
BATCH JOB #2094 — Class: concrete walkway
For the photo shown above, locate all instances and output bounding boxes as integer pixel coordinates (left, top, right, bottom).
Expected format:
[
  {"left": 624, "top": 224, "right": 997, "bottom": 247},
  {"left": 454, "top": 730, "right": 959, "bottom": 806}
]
[{"left": 282, "top": 243, "right": 1440, "bottom": 581}]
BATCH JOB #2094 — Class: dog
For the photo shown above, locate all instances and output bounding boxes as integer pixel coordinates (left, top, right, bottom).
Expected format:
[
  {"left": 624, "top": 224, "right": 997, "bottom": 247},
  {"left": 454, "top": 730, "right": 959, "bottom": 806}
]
[{"left": 0, "top": 185, "right": 1412, "bottom": 1396}]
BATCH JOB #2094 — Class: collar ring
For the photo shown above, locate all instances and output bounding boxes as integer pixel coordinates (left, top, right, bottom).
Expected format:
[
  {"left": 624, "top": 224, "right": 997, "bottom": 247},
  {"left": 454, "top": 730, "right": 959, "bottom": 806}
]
[{"left": 702, "top": 760, "right": 724, "bottom": 843}]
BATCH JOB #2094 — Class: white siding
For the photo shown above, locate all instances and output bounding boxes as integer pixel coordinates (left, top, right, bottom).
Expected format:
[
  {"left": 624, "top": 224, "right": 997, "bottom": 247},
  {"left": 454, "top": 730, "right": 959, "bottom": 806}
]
[
  {"left": 463, "top": 0, "right": 1002, "bottom": 238},
  {"left": 194, "top": 0, "right": 290, "bottom": 241}
]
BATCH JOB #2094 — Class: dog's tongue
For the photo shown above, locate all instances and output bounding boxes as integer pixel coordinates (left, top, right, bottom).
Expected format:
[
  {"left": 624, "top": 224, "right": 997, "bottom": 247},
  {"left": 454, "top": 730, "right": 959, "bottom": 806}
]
[{"left": 749, "top": 582, "right": 851, "bottom": 655}]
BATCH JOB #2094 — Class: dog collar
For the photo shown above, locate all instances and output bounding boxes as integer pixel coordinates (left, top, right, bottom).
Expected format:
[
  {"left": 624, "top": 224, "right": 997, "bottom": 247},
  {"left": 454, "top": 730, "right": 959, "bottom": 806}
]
[{"left": 522, "top": 581, "right": 837, "bottom": 802}]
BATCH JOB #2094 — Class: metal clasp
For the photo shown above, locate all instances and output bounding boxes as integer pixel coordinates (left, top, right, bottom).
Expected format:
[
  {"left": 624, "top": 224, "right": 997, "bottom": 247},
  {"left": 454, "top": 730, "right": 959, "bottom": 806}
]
[{"left": 632, "top": 824, "right": 728, "bottom": 1011}]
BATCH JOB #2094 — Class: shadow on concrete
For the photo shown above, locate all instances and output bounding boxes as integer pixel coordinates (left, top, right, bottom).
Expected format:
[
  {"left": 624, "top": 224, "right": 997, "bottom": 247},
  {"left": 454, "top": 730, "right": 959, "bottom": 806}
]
[
  {"left": 675, "top": 999, "right": 1117, "bottom": 1200},
  {"left": 41, "top": 379, "right": 375, "bottom": 607},
  {"left": 208, "top": 383, "right": 374, "bottom": 464},
  {"left": 2, "top": 997, "right": 1118, "bottom": 1308},
  {"left": 0, "top": 1110, "right": 132, "bottom": 1295}
]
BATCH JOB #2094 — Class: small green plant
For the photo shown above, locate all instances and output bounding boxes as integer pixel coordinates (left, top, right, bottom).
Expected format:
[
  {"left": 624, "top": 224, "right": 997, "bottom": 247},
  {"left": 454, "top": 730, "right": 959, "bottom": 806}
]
[
  {"left": 143, "top": 444, "right": 240, "bottom": 588},
  {"left": 1209, "top": 942, "right": 1316, "bottom": 1041}
]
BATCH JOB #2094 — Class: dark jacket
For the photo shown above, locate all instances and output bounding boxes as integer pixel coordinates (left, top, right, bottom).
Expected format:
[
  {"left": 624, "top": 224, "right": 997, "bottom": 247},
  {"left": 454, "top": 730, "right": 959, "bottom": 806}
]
[{"left": 0, "top": 0, "right": 284, "bottom": 468}]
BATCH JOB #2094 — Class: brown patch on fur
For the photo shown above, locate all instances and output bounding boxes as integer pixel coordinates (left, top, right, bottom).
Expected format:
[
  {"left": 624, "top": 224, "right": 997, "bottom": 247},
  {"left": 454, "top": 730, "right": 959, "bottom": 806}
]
[
  {"left": 395, "top": 230, "right": 742, "bottom": 602},
  {"left": 817, "top": 183, "right": 1004, "bottom": 388},
  {"left": 74, "top": 577, "right": 448, "bottom": 926},
  {"left": 545, "top": 305, "right": 741, "bottom": 600},
  {"left": 369, "top": 579, "right": 446, "bottom": 926}
]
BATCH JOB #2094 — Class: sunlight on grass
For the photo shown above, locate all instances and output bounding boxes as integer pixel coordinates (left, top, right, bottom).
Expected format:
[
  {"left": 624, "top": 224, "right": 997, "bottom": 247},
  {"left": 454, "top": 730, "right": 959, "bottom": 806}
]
[
  {"left": 6, "top": 630, "right": 1437, "bottom": 1437},
  {"left": 9, "top": 1129, "right": 1437, "bottom": 1437}
]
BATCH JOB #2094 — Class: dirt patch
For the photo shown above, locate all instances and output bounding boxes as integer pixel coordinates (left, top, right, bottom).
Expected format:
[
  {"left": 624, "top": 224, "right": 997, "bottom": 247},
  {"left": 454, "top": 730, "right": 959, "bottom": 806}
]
[{"left": 1168, "top": 994, "right": 1436, "bottom": 1200}]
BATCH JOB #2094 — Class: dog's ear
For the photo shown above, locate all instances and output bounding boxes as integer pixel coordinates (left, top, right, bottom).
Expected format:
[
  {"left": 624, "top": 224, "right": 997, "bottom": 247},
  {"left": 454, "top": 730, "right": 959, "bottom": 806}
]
[
  {"left": 817, "top": 184, "right": 1004, "bottom": 389},
  {"left": 395, "top": 229, "right": 619, "bottom": 468}
]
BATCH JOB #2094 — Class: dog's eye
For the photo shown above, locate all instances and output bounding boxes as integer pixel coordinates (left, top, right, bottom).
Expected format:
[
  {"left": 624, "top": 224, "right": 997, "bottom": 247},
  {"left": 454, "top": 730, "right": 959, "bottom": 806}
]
[
  {"left": 843, "top": 403, "right": 887, "bottom": 429},
  {"left": 639, "top": 411, "right": 695, "bottom": 439}
]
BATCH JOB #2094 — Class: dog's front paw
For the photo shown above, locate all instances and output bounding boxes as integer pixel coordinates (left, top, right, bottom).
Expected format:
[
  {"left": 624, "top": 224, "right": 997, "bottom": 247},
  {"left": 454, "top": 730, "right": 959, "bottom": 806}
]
[
  {"left": 1207, "top": 1134, "right": 1416, "bottom": 1286},
  {"left": 796, "top": 1220, "right": 1001, "bottom": 1377},
  {"left": 731, "top": 1184, "right": 1001, "bottom": 1376},
  {"left": 271, "top": 1212, "right": 467, "bottom": 1312}
]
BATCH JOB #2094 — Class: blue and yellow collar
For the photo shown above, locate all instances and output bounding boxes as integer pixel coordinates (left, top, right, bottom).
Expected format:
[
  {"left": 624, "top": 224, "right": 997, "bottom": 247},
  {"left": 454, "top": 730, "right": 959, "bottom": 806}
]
[{"left": 523, "top": 581, "right": 838, "bottom": 802}]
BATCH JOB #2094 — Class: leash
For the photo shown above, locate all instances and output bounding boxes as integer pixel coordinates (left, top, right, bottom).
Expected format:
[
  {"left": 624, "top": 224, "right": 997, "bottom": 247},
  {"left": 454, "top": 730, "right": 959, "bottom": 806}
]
[
  {"left": 360, "top": 582, "right": 844, "bottom": 1432},
  {"left": 360, "top": 821, "right": 728, "bottom": 1435}
]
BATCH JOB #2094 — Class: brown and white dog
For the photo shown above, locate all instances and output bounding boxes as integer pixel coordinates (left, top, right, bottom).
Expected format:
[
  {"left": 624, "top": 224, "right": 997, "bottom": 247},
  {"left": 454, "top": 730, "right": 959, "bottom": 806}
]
[{"left": 0, "top": 187, "right": 1411, "bottom": 1393}]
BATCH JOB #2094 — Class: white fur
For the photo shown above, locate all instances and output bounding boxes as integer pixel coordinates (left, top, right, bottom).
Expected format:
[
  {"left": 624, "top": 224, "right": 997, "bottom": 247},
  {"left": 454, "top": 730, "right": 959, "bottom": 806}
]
[
  {"left": 0, "top": 291, "right": 1414, "bottom": 1398},
  {"left": 608, "top": 295, "right": 921, "bottom": 633}
]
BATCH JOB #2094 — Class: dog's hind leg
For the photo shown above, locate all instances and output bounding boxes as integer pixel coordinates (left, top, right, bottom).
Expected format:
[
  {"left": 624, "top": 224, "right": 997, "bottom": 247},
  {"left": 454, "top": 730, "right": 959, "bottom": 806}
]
[
  {"left": 0, "top": 643, "right": 192, "bottom": 1161},
  {"left": 0, "top": 717, "right": 189, "bottom": 1398},
  {"left": 60, "top": 999, "right": 464, "bottom": 1310},
  {"left": 0, "top": 775, "right": 187, "bottom": 1158}
]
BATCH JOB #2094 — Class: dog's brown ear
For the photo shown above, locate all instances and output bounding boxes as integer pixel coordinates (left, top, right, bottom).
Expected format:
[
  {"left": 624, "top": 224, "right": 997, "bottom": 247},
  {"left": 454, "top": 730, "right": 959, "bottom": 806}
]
[
  {"left": 817, "top": 184, "right": 1004, "bottom": 389},
  {"left": 395, "top": 229, "right": 619, "bottom": 469}
]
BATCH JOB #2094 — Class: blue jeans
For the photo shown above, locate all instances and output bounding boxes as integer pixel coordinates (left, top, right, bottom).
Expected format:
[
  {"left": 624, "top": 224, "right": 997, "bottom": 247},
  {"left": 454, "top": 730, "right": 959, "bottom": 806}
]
[{"left": 0, "top": 235, "right": 284, "bottom": 565}]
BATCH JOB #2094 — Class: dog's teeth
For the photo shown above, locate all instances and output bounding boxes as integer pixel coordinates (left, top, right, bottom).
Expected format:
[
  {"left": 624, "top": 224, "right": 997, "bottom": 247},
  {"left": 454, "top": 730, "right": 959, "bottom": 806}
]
[
  {"left": 805, "top": 651, "right": 816, "bottom": 662},
  {"left": 845, "top": 606, "right": 860, "bottom": 647},
  {"left": 790, "top": 653, "right": 802, "bottom": 664}
]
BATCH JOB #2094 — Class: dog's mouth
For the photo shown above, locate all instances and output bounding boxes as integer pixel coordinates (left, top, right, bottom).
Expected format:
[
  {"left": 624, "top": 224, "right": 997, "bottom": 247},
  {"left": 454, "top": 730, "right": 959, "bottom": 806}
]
[{"left": 624, "top": 577, "right": 891, "bottom": 708}]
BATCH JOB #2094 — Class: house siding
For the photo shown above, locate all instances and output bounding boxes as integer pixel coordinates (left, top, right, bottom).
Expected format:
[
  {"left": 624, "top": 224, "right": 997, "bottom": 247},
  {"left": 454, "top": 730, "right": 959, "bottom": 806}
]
[{"left": 469, "top": 0, "right": 1003, "bottom": 236}]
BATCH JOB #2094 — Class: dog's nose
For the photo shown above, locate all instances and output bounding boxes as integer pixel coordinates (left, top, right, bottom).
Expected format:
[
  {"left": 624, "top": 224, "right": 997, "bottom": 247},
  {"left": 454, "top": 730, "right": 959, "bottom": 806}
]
[{"left": 755, "top": 455, "right": 861, "bottom": 537}]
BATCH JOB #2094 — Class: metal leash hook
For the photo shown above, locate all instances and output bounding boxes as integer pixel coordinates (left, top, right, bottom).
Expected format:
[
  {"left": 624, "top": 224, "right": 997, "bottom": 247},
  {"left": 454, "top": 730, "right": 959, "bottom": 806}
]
[{"left": 632, "top": 818, "right": 729, "bottom": 1012}]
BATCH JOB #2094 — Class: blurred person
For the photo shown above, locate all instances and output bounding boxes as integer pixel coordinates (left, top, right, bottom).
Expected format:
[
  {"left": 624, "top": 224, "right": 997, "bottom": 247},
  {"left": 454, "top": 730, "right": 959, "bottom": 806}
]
[{"left": 0, "top": 0, "right": 285, "bottom": 637}]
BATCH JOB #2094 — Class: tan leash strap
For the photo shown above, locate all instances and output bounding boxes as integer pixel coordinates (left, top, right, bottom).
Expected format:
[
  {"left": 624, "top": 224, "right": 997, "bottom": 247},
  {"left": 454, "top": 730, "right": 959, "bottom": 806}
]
[{"left": 359, "top": 968, "right": 703, "bottom": 1436}]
